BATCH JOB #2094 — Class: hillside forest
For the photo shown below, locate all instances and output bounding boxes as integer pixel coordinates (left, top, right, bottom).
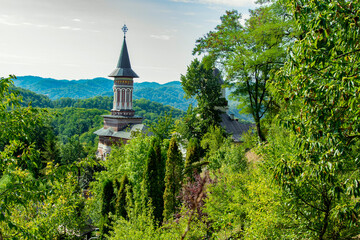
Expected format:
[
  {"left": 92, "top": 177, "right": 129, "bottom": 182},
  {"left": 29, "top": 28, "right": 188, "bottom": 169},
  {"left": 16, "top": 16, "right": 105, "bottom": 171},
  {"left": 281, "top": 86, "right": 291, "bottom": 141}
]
[
  {"left": 1, "top": 0, "right": 360, "bottom": 239},
  {"left": 12, "top": 76, "right": 253, "bottom": 122}
]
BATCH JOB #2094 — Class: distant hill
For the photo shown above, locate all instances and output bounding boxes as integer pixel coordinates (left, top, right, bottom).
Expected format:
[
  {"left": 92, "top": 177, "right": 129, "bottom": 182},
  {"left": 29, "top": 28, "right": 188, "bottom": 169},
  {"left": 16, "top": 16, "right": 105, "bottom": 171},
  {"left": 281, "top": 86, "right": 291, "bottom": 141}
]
[
  {"left": 13, "top": 76, "right": 253, "bottom": 122},
  {"left": 13, "top": 76, "right": 195, "bottom": 111},
  {"left": 11, "top": 86, "right": 186, "bottom": 145},
  {"left": 10, "top": 85, "right": 54, "bottom": 108},
  {"left": 12, "top": 86, "right": 184, "bottom": 120}
]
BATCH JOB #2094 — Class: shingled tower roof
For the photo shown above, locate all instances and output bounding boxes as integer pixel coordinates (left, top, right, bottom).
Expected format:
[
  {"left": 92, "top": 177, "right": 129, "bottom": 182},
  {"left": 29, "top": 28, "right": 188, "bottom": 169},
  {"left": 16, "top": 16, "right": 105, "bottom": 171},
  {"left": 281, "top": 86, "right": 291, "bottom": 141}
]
[{"left": 109, "top": 29, "right": 139, "bottom": 78}]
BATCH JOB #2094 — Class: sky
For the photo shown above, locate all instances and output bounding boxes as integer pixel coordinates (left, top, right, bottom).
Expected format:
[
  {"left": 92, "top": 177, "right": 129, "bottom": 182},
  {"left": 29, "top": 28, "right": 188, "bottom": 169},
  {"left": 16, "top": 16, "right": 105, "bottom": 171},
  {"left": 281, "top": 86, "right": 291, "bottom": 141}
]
[{"left": 0, "top": 0, "right": 257, "bottom": 84}]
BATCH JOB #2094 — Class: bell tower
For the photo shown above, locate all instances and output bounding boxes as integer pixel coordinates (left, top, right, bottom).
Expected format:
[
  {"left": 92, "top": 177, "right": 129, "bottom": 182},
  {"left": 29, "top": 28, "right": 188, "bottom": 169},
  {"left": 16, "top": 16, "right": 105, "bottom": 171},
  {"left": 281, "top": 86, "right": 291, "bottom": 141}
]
[
  {"left": 94, "top": 25, "right": 144, "bottom": 159},
  {"left": 109, "top": 24, "right": 138, "bottom": 116}
]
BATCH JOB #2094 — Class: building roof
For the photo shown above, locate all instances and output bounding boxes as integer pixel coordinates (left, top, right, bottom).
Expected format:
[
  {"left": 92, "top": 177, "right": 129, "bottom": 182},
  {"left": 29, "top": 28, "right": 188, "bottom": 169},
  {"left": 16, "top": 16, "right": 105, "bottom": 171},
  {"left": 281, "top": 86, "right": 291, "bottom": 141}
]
[
  {"left": 94, "top": 124, "right": 147, "bottom": 139},
  {"left": 220, "top": 113, "right": 255, "bottom": 142},
  {"left": 109, "top": 37, "right": 139, "bottom": 78}
]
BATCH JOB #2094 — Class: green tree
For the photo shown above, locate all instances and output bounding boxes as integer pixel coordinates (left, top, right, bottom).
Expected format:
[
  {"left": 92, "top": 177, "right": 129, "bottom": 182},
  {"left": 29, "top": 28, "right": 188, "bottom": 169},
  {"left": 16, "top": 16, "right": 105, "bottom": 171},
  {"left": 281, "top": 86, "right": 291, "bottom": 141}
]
[
  {"left": 100, "top": 179, "right": 116, "bottom": 237},
  {"left": 42, "top": 131, "right": 61, "bottom": 164},
  {"left": 143, "top": 139, "right": 165, "bottom": 224},
  {"left": 184, "top": 138, "right": 202, "bottom": 179},
  {"left": 115, "top": 174, "right": 131, "bottom": 219},
  {"left": 1, "top": 77, "right": 53, "bottom": 177},
  {"left": 60, "top": 135, "right": 86, "bottom": 165},
  {"left": 163, "top": 137, "right": 184, "bottom": 221},
  {"left": 176, "top": 104, "right": 198, "bottom": 140},
  {"left": 0, "top": 76, "right": 86, "bottom": 238},
  {"left": 268, "top": 0, "right": 360, "bottom": 238},
  {"left": 193, "top": 4, "right": 294, "bottom": 141},
  {"left": 87, "top": 136, "right": 152, "bottom": 229},
  {"left": 149, "top": 112, "right": 175, "bottom": 141},
  {"left": 180, "top": 58, "right": 227, "bottom": 138}
]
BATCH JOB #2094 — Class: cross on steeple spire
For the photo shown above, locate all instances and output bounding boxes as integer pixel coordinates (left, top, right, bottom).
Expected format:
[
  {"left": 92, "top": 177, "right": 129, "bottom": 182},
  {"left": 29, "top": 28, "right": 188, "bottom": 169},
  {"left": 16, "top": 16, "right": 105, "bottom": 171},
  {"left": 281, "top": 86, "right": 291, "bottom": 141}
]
[{"left": 122, "top": 24, "right": 128, "bottom": 38}]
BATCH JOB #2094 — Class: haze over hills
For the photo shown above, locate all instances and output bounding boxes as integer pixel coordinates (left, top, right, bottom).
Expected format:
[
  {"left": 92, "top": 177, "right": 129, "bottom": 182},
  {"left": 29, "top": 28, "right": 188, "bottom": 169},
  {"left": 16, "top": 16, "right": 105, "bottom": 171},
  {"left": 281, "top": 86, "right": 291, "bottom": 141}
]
[{"left": 13, "top": 76, "right": 253, "bottom": 121}]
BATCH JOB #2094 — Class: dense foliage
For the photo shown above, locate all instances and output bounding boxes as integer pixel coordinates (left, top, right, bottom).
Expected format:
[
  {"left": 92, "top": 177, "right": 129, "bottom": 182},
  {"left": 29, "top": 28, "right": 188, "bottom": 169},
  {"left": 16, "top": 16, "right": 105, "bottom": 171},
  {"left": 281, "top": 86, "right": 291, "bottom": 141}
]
[
  {"left": 193, "top": 3, "right": 294, "bottom": 141},
  {"left": 268, "top": 0, "right": 360, "bottom": 238},
  {"left": 0, "top": 76, "right": 87, "bottom": 238}
]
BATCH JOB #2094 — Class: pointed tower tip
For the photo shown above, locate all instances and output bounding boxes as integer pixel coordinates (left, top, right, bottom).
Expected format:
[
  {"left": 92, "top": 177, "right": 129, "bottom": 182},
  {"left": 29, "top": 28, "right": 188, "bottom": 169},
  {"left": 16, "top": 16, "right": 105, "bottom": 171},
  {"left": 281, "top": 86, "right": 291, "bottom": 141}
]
[{"left": 109, "top": 25, "right": 139, "bottom": 78}]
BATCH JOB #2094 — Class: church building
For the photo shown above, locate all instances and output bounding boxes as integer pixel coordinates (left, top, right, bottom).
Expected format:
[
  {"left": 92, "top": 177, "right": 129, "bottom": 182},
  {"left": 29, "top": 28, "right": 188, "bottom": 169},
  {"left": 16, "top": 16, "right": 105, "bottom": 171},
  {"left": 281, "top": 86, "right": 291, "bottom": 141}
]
[
  {"left": 94, "top": 25, "right": 254, "bottom": 159},
  {"left": 94, "top": 25, "right": 146, "bottom": 159}
]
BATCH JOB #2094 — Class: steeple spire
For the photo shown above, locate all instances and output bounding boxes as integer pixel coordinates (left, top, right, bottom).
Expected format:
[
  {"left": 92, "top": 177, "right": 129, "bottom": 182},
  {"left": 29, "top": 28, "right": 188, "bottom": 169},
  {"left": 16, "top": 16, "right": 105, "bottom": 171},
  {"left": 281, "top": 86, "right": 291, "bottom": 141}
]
[{"left": 109, "top": 24, "right": 138, "bottom": 78}]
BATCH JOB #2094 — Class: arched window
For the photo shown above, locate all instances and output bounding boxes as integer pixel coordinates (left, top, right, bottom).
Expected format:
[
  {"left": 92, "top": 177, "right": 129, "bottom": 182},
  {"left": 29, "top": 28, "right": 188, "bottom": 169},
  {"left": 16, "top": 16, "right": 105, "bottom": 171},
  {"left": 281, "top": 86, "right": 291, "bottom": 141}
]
[
  {"left": 117, "top": 89, "right": 120, "bottom": 107},
  {"left": 127, "top": 89, "right": 130, "bottom": 108},
  {"left": 122, "top": 89, "right": 125, "bottom": 107}
]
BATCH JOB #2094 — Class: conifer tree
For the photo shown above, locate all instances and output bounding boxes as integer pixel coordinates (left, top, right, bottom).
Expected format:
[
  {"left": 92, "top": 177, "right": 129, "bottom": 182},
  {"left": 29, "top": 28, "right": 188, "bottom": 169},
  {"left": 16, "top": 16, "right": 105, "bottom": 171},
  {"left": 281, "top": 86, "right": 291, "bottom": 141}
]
[
  {"left": 143, "top": 139, "right": 164, "bottom": 223},
  {"left": 42, "top": 131, "right": 61, "bottom": 164},
  {"left": 184, "top": 138, "right": 202, "bottom": 179},
  {"left": 163, "top": 137, "right": 183, "bottom": 221},
  {"left": 154, "top": 139, "right": 166, "bottom": 212},
  {"left": 115, "top": 174, "right": 130, "bottom": 219},
  {"left": 100, "top": 179, "right": 116, "bottom": 237}
]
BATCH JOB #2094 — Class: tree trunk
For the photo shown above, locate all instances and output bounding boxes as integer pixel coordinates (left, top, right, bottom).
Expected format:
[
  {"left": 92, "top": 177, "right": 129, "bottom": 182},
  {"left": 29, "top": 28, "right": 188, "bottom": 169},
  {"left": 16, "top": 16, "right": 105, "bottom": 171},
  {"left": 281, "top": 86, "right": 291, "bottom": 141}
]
[
  {"left": 255, "top": 119, "right": 266, "bottom": 142},
  {"left": 319, "top": 195, "right": 331, "bottom": 240}
]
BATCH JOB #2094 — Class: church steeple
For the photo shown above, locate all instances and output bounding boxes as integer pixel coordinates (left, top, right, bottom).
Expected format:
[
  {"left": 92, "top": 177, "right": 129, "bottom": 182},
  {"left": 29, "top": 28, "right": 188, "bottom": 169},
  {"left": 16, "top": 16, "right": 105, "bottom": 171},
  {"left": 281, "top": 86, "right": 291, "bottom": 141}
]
[
  {"left": 109, "top": 25, "right": 138, "bottom": 116},
  {"left": 109, "top": 25, "right": 138, "bottom": 78},
  {"left": 94, "top": 24, "right": 144, "bottom": 160}
]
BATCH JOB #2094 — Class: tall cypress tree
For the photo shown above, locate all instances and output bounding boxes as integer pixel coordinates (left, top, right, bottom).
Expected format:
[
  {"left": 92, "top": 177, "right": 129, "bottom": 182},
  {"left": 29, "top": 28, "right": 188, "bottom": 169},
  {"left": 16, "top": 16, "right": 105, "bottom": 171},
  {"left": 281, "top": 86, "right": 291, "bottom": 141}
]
[
  {"left": 115, "top": 174, "right": 130, "bottom": 219},
  {"left": 154, "top": 139, "right": 166, "bottom": 220},
  {"left": 100, "top": 179, "right": 115, "bottom": 237},
  {"left": 184, "top": 138, "right": 202, "bottom": 179},
  {"left": 144, "top": 139, "right": 164, "bottom": 224},
  {"left": 163, "top": 137, "right": 183, "bottom": 222}
]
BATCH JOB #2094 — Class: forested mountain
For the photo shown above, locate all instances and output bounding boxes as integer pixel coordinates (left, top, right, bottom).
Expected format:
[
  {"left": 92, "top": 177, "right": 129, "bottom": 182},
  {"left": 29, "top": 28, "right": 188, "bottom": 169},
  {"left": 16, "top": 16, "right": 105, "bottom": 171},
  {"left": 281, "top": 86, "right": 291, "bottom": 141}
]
[
  {"left": 13, "top": 76, "right": 196, "bottom": 111},
  {"left": 13, "top": 85, "right": 183, "bottom": 119},
  {"left": 13, "top": 76, "right": 113, "bottom": 99},
  {"left": 12, "top": 86, "right": 184, "bottom": 146},
  {"left": 13, "top": 76, "right": 253, "bottom": 121},
  {"left": 10, "top": 86, "right": 54, "bottom": 108}
]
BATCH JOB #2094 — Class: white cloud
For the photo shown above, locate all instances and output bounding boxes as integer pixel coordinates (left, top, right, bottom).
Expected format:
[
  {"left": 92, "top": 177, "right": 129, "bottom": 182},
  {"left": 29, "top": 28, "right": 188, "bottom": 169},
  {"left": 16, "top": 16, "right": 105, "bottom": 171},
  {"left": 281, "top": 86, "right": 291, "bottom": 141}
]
[
  {"left": 150, "top": 34, "right": 171, "bottom": 40},
  {"left": 72, "top": 18, "right": 81, "bottom": 22},
  {"left": 59, "top": 26, "right": 81, "bottom": 31},
  {"left": 0, "top": 17, "right": 19, "bottom": 26},
  {"left": 171, "top": 0, "right": 256, "bottom": 7},
  {"left": 0, "top": 17, "right": 49, "bottom": 28}
]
